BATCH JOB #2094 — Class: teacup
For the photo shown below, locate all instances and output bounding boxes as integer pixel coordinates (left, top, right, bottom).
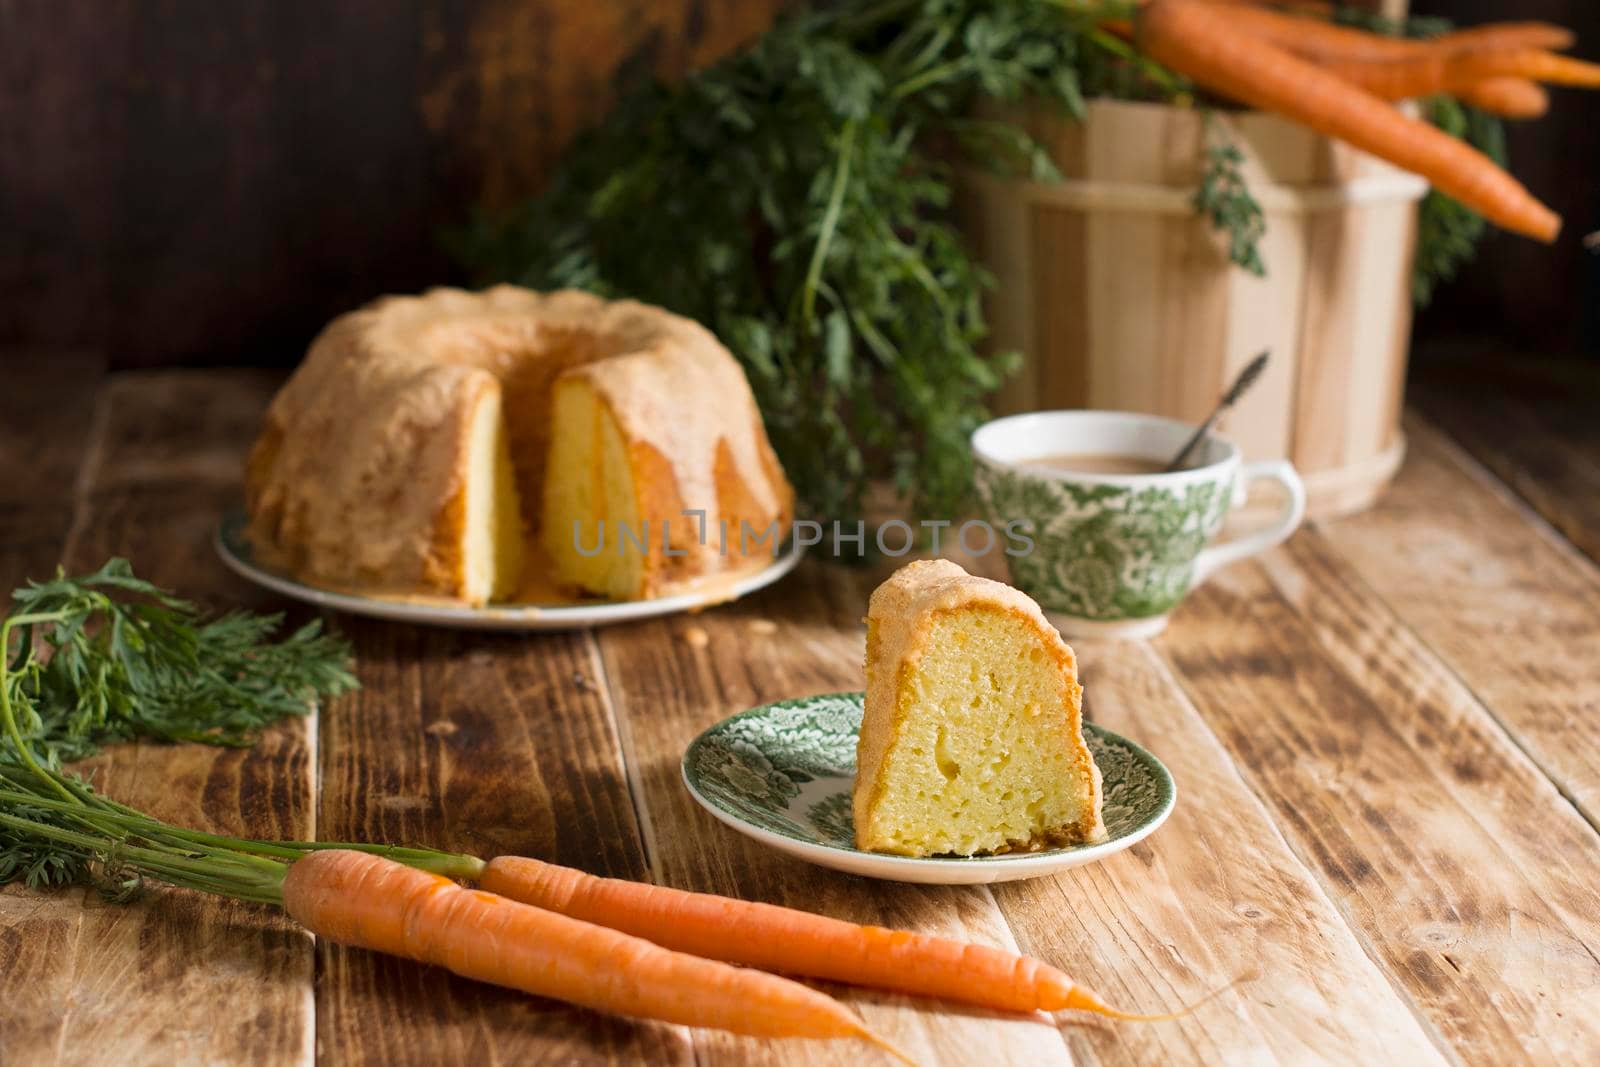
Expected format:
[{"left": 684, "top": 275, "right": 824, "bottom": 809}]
[{"left": 972, "top": 411, "right": 1305, "bottom": 639}]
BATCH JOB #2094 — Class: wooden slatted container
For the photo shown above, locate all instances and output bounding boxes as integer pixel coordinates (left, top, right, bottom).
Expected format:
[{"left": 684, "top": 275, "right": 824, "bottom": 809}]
[{"left": 957, "top": 99, "right": 1428, "bottom": 518}]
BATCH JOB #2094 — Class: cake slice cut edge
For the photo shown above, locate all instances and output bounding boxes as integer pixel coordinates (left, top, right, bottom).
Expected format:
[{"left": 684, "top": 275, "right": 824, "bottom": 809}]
[
  {"left": 540, "top": 375, "right": 650, "bottom": 601},
  {"left": 441, "top": 380, "right": 525, "bottom": 606}
]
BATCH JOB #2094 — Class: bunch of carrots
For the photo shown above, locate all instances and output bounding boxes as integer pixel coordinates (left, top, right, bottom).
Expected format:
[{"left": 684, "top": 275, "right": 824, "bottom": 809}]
[
  {"left": 1112, "top": 0, "right": 1600, "bottom": 243},
  {"left": 0, "top": 749, "right": 1193, "bottom": 1062}
]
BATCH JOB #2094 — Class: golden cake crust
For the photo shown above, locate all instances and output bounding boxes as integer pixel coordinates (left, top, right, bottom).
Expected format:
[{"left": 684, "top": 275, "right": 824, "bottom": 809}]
[
  {"left": 854, "top": 559, "right": 1106, "bottom": 853},
  {"left": 245, "top": 286, "right": 793, "bottom": 602}
]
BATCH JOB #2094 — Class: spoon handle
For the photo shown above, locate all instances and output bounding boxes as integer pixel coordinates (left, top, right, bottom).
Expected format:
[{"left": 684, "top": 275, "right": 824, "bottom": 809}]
[
  {"left": 1164, "top": 350, "right": 1270, "bottom": 472},
  {"left": 1163, "top": 414, "right": 1224, "bottom": 474}
]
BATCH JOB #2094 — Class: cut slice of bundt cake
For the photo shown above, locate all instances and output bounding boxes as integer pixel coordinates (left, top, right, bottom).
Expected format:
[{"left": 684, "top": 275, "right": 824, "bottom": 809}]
[{"left": 853, "top": 559, "right": 1106, "bottom": 857}]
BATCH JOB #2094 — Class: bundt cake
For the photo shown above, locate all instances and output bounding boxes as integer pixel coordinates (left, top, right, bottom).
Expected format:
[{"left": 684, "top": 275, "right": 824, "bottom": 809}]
[
  {"left": 245, "top": 286, "right": 793, "bottom": 604},
  {"left": 853, "top": 559, "right": 1106, "bottom": 856}
]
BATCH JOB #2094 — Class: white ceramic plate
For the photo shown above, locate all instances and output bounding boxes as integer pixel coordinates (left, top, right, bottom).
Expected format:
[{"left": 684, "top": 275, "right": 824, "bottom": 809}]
[
  {"left": 215, "top": 510, "right": 803, "bottom": 631},
  {"left": 682, "top": 692, "right": 1176, "bottom": 884}
]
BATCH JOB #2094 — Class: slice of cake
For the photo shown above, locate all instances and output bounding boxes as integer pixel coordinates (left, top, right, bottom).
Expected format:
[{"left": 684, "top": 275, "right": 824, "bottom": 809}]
[{"left": 853, "top": 559, "right": 1106, "bottom": 856}]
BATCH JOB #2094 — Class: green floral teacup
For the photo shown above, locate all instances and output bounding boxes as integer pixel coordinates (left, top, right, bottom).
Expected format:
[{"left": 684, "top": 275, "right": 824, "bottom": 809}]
[{"left": 972, "top": 411, "right": 1305, "bottom": 639}]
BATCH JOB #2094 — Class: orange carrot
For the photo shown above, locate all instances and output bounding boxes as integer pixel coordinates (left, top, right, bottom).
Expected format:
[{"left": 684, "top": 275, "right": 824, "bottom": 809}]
[
  {"left": 479, "top": 855, "right": 1185, "bottom": 1020},
  {"left": 1458, "top": 77, "right": 1550, "bottom": 119},
  {"left": 1183, "top": 0, "right": 1338, "bottom": 16},
  {"left": 1204, "top": 5, "right": 1425, "bottom": 62},
  {"left": 1429, "top": 22, "right": 1576, "bottom": 56},
  {"left": 1136, "top": 0, "right": 1561, "bottom": 242},
  {"left": 1321, "top": 49, "right": 1600, "bottom": 100},
  {"left": 1206, "top": 7, "right": 1575, "bottom": 63},
  {"left": 282, "top": 850, "right": 910, "bottom": 1058}
]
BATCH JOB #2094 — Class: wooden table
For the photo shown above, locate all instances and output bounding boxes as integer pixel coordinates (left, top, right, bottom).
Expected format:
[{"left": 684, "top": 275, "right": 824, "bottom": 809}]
[{"left": 3, "top": 356, "right": 1599, "bottom": 1066}]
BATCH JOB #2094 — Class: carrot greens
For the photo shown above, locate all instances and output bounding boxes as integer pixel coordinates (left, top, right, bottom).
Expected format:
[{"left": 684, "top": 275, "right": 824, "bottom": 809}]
[
  {"left": 2, "top": 558, "right": 357, "bottom": 768},
  {"left": 0, "top": 558, "right": 361, "bottom": 891},
  {"left": 1194, "top": 118, "right": 1268, "bottom": 277},
  {"left": 0, "top": 600, "right": 469, "bottom": 894}
]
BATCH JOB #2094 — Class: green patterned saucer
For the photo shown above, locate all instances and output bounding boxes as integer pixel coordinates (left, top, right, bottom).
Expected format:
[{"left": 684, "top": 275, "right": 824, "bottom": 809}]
[{"left": 681, "top": 692, "right": 1175, "bottom": 885}]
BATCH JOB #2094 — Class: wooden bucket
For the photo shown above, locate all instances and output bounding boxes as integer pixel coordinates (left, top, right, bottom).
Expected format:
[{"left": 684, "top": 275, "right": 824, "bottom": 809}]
[{"left": 956, "top": 99, "right": 1428, "bottom": 518}]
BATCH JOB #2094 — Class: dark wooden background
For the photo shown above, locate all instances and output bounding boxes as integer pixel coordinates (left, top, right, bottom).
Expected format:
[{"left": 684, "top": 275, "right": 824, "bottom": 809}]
[
  {"left": 1409, "top": 0, "right": 1600, "bottom": 363},
  {"left": 0, "top": 0, "right": 787, "bottom": 367},
  {"left": 1, "top": 0, "right": 1595, "bottom": 369}
]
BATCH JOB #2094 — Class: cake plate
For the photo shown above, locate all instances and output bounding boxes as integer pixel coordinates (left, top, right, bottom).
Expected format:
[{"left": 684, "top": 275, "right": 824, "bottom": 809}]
[{"left": 215, "top": 509, "right": 803, "bottom": 632}]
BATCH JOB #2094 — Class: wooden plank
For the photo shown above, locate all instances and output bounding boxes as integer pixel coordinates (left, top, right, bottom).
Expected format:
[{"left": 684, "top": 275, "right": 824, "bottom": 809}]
[
  {"left": 1319, "top": 413, "right": 1600, "bottom": 828},
  {"left": 0, "top": 350, "right": 107, "bottom": 590},
  {"left": 0, "top": 888, "right": 84, "bottom": 1063},
  {"left": 596, "top": 561, "right": 1074, "bottom": 1066},
  {"left": 314, "top": 620, "right": 676, "bottom": 1065},
  {"left": 0, "top": 356, "right": 101, "bottom": 1066},
  {"left": 996, "top": 640, "right": 1445, "bottom": 1065},
  {"left": 1409, "top": 360, "right": 1600, "bottom": 568},
  {"left": 1030, "top": 203, "right": 1087, "bottom": 409},
  {"left": 0, "top": 350, "right": 108, "bottom": 1066},
  {"left": 0, "top": 369, "right": 316, "bottom": 1067},
  {"left": 1156, "top": 534, "right": 1600, "bottom": 1063},
  {"left": 85, "top": 369, "right": 286, "bottom": 497}
]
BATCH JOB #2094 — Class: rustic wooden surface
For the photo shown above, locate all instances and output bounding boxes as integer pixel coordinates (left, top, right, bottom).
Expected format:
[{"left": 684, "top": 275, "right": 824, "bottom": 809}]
[{"left": 2, "top": 359, "right": 1599, "bottom": 1065}]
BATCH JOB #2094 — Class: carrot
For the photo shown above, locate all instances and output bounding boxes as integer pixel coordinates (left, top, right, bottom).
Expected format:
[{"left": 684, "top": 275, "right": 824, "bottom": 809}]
[
  {"left": 1183, "top": 0, "right": 1338, "bottom": 16},
  {"left": 1202, "top": 5, "right": 1424, "bottom": 63},
  {"left": 1136, "top": 0, "right": 1561, "bottom": 242},
  {"left": 1205, "top": 7, "right": 1575, "bottom": 64},
  {"left": 1428, "top": 22, "right": 1576, "bottom": 56},
  {"left": 283, "top": 850, "right": 911, "bottom": 1059},
  {"left": 1206, "top": 7, "right": 1590, "bottom": 103},
  {"left": 1458, "top": 77, "right": 1550, "bottom": 120},
  {"left": 1320, "top": 49, "right": 1600, "bottom": 101},
  {"left": 479, "top": 855, "right": 1187, "bottom": 1020}
]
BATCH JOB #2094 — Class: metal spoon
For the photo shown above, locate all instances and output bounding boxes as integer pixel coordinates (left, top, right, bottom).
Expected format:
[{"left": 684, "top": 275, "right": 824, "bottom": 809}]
[{"left": 1164, "top": 350, "right": 1270, "bottom": 472}]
